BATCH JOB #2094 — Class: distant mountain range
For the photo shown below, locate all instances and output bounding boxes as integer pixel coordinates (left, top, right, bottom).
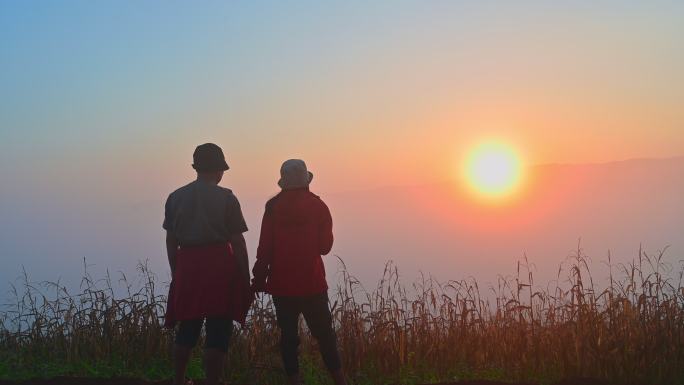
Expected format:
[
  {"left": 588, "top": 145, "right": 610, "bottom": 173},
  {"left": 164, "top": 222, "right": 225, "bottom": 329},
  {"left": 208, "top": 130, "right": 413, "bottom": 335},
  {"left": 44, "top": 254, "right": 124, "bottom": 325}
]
[{"left": 2, "top": 156, "right": 682, "bottom": 294}]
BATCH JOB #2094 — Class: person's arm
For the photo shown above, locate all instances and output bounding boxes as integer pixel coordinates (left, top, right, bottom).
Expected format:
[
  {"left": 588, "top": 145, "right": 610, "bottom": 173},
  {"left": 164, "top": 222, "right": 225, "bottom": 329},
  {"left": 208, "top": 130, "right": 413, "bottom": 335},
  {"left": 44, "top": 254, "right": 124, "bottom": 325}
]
[
  {"left": 166, "top": 231, "right": 179, "bottom": 276},
  {"left": 252, "top": 207, "right": 274, "bottom": 291},
  {"left": 319, "top": 201, "right": 334, "bottom": 255},
  {"left": 225, "top": 193, "right": 250, "bottom": 284},
  {"left": 163, "top": 195, "right": 179, "bottom": 276},
  {"left": 230, "top": 233, "right": 250, "bottom": 284}
]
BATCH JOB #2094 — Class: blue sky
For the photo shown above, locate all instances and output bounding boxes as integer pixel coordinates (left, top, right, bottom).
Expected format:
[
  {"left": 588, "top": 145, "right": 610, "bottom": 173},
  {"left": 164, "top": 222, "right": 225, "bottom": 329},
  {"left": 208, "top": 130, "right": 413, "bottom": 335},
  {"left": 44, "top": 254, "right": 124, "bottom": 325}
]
[{"left": 3, "top": 1, "right": 682, "bottom": 166}]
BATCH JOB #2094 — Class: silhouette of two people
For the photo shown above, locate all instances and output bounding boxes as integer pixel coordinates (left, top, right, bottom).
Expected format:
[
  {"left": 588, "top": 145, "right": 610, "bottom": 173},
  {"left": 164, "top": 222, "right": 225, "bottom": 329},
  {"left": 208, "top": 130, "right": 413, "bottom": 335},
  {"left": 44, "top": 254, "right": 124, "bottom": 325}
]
[{"left": 163, "top": 143, "right": 346, "bottom": 385}]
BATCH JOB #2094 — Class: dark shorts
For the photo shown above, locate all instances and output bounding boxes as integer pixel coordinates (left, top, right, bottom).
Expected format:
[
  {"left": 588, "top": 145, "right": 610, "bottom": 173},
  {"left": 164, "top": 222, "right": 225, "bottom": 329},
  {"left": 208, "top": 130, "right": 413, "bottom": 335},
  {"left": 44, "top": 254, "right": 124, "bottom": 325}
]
[{"left": 175, "top": 317, "right": 233, "bottom": 353}]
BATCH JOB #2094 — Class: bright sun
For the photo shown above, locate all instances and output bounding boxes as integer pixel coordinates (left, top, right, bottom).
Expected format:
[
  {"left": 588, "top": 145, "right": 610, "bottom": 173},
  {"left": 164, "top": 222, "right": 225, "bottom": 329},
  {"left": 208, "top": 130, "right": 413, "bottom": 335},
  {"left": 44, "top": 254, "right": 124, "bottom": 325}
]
[{"left": 464, "top": 141, "right": 523, "bottom": 199}]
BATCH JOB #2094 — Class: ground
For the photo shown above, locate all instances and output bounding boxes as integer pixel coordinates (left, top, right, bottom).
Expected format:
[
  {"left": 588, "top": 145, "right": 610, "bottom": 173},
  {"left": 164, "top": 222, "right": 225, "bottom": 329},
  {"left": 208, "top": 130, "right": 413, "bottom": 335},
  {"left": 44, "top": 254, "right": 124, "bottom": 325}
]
[{"left": 0, "top": 377, "right": 621, "bottom": 385}]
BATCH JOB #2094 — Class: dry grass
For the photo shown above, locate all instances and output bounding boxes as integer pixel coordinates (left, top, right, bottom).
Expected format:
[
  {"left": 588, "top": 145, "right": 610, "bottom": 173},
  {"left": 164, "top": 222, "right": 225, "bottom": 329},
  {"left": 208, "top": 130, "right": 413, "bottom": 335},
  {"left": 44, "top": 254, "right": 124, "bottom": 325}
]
[{"left": 1, "top": 246, "right": 683, "bottom": 384}]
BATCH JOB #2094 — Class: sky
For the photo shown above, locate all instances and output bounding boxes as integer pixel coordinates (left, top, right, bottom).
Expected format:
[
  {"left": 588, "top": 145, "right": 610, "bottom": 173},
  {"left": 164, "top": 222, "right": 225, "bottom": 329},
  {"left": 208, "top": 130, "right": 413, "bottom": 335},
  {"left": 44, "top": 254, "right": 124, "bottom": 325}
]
[{"left": 1, "top": 1, "right": 683, "bottom": 292}]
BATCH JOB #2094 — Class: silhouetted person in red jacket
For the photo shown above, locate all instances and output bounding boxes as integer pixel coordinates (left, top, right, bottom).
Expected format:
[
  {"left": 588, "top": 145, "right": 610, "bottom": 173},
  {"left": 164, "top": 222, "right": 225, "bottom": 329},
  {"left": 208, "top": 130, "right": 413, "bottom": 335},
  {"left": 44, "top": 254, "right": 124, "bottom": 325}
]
[
  {"left": 163, "top": 143, "right": 252, "bottom": 385},
  {"left": 252, "top": 159, "right": 347, "bottom": 385}
]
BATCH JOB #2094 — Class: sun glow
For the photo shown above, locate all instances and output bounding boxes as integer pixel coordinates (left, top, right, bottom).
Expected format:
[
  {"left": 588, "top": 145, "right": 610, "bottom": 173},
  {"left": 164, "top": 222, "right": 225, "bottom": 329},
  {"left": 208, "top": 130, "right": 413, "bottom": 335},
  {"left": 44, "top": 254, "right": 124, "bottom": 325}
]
[{"left": 463, "top": 141, "right": 524, "bottom": 200}]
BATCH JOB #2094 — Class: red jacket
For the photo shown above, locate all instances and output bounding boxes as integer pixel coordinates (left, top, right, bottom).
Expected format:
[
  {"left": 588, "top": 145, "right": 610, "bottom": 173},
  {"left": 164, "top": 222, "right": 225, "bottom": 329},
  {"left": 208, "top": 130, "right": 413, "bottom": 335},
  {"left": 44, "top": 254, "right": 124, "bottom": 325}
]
[{"left": 253, "top": 188, "right": 333, "bottom": 296}]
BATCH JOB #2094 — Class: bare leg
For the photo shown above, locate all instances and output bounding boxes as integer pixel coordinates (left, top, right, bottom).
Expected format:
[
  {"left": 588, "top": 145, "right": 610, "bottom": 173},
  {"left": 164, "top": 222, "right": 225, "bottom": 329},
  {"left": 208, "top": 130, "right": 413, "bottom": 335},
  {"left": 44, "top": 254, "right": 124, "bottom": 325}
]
[
  {"left": 204, "top": 348, "right": 225, "bottom": 385},
  {"left": 287, "top": 373, "right": 303, "bottom": 385},
  {"left": 330, "top": 369, "right": 347, "bottom": 385},
  {"left": 174, "top": 344, "right": 193, "bottom": 385}
]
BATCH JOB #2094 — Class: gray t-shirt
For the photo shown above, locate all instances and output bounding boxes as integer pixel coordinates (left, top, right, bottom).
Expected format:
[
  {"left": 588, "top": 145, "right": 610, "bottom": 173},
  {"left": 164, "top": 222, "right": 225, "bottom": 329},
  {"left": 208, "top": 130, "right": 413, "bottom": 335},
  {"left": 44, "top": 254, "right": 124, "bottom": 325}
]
[{"left": 163, "top": 180, "right": 248, "bottom": 246}]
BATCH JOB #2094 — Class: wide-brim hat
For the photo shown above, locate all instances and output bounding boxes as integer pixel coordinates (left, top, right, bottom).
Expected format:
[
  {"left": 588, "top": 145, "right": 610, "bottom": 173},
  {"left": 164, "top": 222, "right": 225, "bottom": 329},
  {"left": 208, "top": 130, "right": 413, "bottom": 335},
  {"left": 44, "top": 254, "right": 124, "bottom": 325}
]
[
  {"left": 192, "top": 143, "right": 229, "bottom": 172},
  {"left": 278, "top": 159, "right": 313, "bottom": 189}
]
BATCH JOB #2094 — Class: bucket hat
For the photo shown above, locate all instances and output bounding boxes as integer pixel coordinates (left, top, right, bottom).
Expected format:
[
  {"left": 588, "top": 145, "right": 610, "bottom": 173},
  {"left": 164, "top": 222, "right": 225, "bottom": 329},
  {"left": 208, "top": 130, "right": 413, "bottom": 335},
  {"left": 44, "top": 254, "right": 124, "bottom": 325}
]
[
  {"left": 278, "top": 159, "right": 313, "bottom": 189},
  {"left": 192, "top": 143, "right": 229, "bottom": 172}
]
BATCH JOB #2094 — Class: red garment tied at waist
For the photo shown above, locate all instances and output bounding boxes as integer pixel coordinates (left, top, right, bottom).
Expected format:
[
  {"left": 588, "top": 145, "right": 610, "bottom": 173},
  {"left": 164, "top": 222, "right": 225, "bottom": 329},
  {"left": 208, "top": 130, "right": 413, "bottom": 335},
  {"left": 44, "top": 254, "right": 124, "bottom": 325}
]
[{"left": 164, "top": 243, "right": 252, "bottom": 328}]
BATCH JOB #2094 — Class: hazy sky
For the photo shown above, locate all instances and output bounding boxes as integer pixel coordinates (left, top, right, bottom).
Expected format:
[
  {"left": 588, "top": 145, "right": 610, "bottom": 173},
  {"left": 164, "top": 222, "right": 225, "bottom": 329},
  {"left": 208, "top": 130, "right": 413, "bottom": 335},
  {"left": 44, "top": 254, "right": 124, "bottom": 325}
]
[{"left": 1, "top": 1, "right": 683, "bottom": 290}]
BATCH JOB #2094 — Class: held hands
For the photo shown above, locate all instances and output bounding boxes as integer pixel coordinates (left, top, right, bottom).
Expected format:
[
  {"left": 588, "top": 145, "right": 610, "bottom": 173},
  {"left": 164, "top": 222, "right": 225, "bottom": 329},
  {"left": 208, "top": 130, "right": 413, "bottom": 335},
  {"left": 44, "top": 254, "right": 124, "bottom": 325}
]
[
  {"left": 251, "top": 277, "right": 266, "bottom": 297},
  {"left": 251, "top": 261, "right": 269, "bottom": 298},
  {"left": 250, "top": 275, "right": 268, "bottom": 300}
]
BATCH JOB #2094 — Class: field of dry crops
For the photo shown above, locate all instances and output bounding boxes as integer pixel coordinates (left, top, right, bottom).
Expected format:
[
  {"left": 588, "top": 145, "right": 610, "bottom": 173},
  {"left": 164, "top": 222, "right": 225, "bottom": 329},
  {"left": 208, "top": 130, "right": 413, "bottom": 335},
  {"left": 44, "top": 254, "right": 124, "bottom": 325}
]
[
  {"left": 0, "top": 378, "right": 559, "bottom": 385},
  {"left": 1, "top": 247, "right": 683, "bottom": 385},
  {"left": 0, "top": 376, "right": 626, "bottom": 385}
]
